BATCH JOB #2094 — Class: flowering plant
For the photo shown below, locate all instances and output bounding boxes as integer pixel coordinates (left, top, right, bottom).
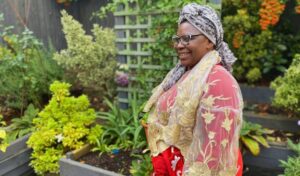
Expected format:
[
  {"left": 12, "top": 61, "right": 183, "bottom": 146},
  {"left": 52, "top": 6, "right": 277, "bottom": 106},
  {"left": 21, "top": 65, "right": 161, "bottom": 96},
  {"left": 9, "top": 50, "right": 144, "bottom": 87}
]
[{"left": 115, "top": 64, "right": 129, "bottom": 87}]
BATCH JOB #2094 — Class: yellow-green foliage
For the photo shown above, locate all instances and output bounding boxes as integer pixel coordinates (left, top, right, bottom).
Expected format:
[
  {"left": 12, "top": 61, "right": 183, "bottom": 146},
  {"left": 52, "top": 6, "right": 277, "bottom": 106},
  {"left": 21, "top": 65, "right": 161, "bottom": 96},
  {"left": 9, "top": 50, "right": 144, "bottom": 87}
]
[
  {"left": 27, "top": 81, "right": 103, "bottom": 175},
  {"left": 54, "top": 10, "right": 117, "bottom": 95},
  {"left": 271, "top": 54, "right": 300, "bottom": 115},
  {"left": 0, "top": 114, "right": 8, "bottom": 152}
]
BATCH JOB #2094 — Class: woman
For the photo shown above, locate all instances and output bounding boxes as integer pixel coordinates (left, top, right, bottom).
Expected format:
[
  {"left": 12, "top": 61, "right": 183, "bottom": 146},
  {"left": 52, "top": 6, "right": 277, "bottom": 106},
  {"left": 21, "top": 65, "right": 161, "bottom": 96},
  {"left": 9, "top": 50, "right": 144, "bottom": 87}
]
[{"left": 143, "top": 3, "right": 243, "bottom": 176}]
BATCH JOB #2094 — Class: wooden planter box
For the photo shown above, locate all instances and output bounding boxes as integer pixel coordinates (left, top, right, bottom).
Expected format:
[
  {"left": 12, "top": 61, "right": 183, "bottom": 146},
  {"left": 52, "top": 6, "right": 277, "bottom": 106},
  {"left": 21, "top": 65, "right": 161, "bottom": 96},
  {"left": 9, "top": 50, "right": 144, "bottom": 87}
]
[
  {"left": 244, "top": 110, "right": 299, "bottom": 133},
  {"left": 243, "top": 142, "right": 296, "bottom": 175},
  {"left": 60, "top": 145, "right": 122, "bottom": 176},
  {"left": 240, "top": 84, "right": 274, "bottom": 104},
  {"left": 0, "top": 134, "right": 33, "bottom": 176},
  {"left": 240, "top": 85, "right": 299, "bottom": 132}
]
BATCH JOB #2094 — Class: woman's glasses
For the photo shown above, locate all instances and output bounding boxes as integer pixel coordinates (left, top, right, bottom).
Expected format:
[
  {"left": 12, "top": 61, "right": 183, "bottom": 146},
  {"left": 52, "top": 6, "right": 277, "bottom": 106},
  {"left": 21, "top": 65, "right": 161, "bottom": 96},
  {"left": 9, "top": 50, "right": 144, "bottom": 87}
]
[{"left": 172, "top": 34, "right": 204, "bottom": 46}]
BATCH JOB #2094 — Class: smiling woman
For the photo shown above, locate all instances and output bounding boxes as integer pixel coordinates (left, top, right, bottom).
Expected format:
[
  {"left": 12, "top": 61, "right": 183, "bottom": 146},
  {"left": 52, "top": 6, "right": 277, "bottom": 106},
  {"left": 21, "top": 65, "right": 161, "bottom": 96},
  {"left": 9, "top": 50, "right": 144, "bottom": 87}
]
[
  {"left": 173, "top": 22, "right": 214, "bottom": 70},
  {"left": 142, "top": 3, "right": 243, "bottom": 176}
]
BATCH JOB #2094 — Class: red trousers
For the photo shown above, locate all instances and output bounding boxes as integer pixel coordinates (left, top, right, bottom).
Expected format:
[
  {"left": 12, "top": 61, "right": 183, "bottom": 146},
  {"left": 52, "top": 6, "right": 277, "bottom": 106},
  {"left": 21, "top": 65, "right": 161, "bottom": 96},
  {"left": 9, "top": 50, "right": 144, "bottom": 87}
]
[{"left": 151, "top": 147, "right": 243, "bottom": 176}]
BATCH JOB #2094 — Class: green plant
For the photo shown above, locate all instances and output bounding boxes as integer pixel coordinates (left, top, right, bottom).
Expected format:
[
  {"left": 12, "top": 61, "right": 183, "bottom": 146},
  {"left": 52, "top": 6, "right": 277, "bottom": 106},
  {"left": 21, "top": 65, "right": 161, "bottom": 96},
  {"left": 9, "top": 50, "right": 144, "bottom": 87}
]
[
  {"left": 5, "top": 104, "right": 38, "bottom": 143},
  {"left": 240, "top": 121, "right": 270, "bottom": 156},
  {"left": 0, "top": 14, "right": 63, "bottom": 112},
  {"left": 271, "top": 54, "right": 300, "bottom": 116},
  {"left": 130, "top": 153, "right": 153, "bottom": 176},
  {"left": 54, "top": 10, "right": 117, "bottom": 98},
  {"left": 96, "top": 92, "right": 146, "bottom": 152},
  {"left": 27, "top": 81, "right": 103, "bottom": 175},
  {"left": 279, "top": 139, "right": 300, "bottom": 176}
]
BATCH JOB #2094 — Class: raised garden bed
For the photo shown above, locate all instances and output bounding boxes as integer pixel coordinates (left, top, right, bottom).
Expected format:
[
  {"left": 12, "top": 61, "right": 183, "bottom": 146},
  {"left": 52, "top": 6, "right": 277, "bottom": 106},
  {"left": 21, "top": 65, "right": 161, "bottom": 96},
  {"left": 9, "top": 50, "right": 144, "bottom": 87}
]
[
  {"left": 60, "top": 145, "right": 124, "bottom": 176},
  {"left": 240, "top": 84, "right": 274, "bottom": 104},
  {"left": 244, "top": 110, "right": 299, "bottom": 133},
  {"left": 243, "top": 142, "right": 296, "bottom": 176},
  {"left": 0, "top": 134, "right": 33, "bottom": 176}
]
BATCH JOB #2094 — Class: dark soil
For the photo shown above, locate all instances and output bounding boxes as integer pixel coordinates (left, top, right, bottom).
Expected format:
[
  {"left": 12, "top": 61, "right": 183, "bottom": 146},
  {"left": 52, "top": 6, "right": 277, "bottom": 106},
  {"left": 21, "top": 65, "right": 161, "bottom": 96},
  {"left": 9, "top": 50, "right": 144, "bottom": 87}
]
[
  {"left": 79, "top": 150, "right": 137, "bottom": 176},
  {"left": 0, "top": 106, "right": 21, "bottom": 125}
]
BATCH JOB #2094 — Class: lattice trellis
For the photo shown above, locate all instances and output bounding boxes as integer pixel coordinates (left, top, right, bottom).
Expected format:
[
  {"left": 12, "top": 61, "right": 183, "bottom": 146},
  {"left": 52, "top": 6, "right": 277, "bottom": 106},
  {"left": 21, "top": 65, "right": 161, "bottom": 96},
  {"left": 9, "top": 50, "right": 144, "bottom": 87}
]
[{"left": 114, "top": 0, "right": 222, "bottom": 108}]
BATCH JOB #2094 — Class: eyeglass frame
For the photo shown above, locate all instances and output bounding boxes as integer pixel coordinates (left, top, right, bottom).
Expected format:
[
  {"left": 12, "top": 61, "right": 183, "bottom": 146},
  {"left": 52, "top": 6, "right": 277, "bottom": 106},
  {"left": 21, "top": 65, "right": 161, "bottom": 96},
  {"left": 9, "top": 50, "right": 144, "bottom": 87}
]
[{"left": 172, "top": 34, "right": 204, "bottom": 46}]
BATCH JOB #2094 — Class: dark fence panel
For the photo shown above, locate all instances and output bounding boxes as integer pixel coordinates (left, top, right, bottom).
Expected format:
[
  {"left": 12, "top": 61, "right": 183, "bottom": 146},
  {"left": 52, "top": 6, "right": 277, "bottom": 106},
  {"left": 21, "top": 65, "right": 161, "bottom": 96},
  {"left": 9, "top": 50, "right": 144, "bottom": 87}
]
[{"left": 0, "top": 0, "right": 114, "bottom": 50}]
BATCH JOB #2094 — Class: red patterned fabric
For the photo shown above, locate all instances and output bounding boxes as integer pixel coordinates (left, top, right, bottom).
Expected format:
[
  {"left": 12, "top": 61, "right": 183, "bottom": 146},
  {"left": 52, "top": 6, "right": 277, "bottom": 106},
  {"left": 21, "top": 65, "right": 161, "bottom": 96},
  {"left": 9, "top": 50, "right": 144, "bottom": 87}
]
[{"left": 152, "top": 147, "right": 243, "bottom": 176}]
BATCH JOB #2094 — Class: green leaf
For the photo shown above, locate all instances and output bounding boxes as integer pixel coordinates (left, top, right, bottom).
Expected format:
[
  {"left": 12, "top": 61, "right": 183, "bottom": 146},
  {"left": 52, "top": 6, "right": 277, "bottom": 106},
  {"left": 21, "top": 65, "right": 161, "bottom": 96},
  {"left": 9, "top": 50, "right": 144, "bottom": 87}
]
[
  {"left": 251, "top": 135, "right": 270, "bottom": 148},
  {"left": 241, "top": 136, "right": 260, "bottom": 156}
]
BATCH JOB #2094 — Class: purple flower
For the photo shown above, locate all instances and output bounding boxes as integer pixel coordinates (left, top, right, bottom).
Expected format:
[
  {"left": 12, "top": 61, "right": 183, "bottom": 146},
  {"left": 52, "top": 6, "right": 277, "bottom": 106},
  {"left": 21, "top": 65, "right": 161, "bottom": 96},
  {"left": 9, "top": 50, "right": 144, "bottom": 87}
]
[
  {"left": 115, "top": 71, "right": 129, "bottom": 87},
  {"left": 298, "top": 120, "right": 300, "bottom": 126}
]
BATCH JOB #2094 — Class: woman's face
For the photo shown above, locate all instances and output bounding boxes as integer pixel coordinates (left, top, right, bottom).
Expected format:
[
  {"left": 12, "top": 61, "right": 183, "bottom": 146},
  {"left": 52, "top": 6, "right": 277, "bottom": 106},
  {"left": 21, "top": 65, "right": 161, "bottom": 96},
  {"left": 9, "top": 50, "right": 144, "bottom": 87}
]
[{"left": 174, "top": 22, "right": 214, "bottom": 70}]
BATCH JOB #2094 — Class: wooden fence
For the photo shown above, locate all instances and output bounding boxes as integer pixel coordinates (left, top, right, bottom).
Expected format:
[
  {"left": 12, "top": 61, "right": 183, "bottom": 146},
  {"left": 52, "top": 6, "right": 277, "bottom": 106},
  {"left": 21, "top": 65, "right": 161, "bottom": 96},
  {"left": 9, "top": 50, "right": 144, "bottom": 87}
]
[{"left": 0, "top": 0, "right": 114, "bottom": 50}]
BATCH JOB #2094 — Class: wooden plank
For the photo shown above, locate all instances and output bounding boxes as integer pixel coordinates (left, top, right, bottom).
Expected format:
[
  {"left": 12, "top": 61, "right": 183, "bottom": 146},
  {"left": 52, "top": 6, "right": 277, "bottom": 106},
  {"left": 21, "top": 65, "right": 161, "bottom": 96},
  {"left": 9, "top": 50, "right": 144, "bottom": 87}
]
[
  {"left": 60, "top": 158, "right": 122, "bottom": 176},
  {"left": 117, "top": 50, "right": 151, "bottom": 56},
  {"left": 0, "top": 134, "right": 30, "bottom": 161},
  {"left": 0, "top": 0, "right": 114, "bottom": 50},
  {"left": 129, "top": 64, "right": 163, "bottom": 69},
  {"left": 3, "top": 161, "right": 33, "bottom": 176},
  {"left": 244, "top": 111, "right": 299, "bottom": 133},
  {"left": 66, "top": 144, "right": 91, "bottom": 160},
  {"left": 244, "top": 143, "right": 295, "bottom": 170},
  {"left": 115, "top": 24, "right": 150, "bottom": 29},
  {"left": 240, "top": 84, "right": 274, "bottom": 104},
  {"left": 116, "top": 38, "right": 154, "bottom": 43},
  {"left": 0, "top": 148, "right": 32, "bottom": 175}
]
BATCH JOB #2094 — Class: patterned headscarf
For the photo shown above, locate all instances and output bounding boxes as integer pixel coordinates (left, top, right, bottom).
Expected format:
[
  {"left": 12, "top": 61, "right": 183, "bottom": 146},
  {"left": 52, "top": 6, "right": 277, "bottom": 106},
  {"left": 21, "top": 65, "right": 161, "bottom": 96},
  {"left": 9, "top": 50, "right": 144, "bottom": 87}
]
[
  {"left": 179, "top": 3, "right": 237, "bottom": 71},
  {"left": 162, "top": 3, "right": 237, "bottom": 91}
]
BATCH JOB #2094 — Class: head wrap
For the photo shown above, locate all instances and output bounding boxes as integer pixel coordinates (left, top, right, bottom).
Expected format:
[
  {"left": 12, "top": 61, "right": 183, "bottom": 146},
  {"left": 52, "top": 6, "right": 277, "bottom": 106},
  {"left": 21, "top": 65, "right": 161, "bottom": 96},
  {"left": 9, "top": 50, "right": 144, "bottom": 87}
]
[
  {"left": 178, "top": 3, "right": 237, "bottom": 72},
  {"left": 162, "top": 3, "right": 237, "bottom": 91}
]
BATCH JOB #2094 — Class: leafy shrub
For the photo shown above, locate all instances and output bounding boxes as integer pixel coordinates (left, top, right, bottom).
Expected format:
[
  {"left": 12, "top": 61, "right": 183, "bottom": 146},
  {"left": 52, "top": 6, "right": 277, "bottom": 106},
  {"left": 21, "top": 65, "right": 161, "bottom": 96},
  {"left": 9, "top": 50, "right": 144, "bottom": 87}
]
[
  {"left": 279, "top": 139, "right": 300, "bottom": 176},
  {"left": 54, "top": 10, "right": 117, "bottom": 97},
  {"left": 271, "top": 54, "right": 300, "bottom": 116},
  {"left": 240, "top": 121, "right": 270, "bottom": 156},
  {"left": 0, "top": 14, "right": 63, "bottom": 111},
  {"left": 27, "top": 81, "right": 103, "bottom": 175}
]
